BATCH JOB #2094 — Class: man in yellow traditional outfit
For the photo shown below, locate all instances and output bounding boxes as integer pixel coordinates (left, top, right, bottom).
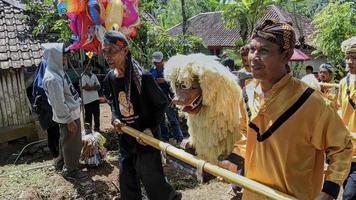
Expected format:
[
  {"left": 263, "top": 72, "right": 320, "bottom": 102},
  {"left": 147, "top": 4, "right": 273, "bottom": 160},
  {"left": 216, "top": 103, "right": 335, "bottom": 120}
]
[
  {"left": 339, "top": 36, "right": 356, "bottom": 200},
  {"left": 318, "top": 63, "right": 338, "bottom": 107},
  {"left": 221, "top": 20, "right": 352, "bottom": 200}
]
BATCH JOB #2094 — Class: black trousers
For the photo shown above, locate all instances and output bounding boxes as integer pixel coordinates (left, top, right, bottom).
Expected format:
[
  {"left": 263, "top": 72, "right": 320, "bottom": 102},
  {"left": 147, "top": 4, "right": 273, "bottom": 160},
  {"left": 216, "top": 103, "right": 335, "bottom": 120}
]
[
  {"left": 84, "top": 100, "right": 100, "bottom": 131},
  {"left": 119, "top": 144, "right": 180, "bottom": 200},
  {"left": 47, "top": 124, "right": 60, "bottom": 158}
]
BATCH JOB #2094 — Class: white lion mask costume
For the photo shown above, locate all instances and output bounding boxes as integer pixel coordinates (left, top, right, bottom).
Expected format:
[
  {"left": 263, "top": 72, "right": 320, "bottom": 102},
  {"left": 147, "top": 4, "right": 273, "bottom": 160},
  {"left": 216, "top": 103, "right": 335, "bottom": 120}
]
[{"left": 164, "top": 53, "right": 242, "bottom": 164}]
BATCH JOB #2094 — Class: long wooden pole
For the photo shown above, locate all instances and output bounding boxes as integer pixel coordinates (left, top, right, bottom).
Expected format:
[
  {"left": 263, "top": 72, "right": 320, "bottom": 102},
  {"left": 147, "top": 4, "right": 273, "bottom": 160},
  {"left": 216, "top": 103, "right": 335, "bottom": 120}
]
[
  {"left": 120, "top": 126, "right": 296, "bottom": 200},
  {"left": 319, "top": 82, "right": 339, "bottom": 88}
]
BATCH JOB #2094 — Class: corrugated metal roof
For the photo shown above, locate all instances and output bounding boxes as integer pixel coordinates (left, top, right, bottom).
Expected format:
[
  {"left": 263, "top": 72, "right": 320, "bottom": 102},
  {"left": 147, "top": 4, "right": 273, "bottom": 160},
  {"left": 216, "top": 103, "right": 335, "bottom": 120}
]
[
  {"left": 0, "top": 0, "right": 42, "bottom": 69},
  {"left": 167, "top": 5, "right": 315, "bottom": 48}
]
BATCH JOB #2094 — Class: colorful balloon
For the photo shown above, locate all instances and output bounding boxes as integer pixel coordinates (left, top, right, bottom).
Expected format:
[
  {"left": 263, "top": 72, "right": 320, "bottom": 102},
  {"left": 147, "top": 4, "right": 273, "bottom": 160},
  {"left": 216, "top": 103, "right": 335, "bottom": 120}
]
[
  {"left": 57, "top": 0, "right": 86, "bottom": 15},
  {"left": 121, "top": 0, "right": 139, "bottom": 27},
  {"left": 105, "top": 0, "right": 124, "bottom": 30},
  {"left": 66, "top": 13, "right": 80, "bottom": 38},
  {"left": 58, "top": 0, "right": 140, "bottom": 52},
  {"left": 88, "top": 0, "right": 106, "bottom": 25},
  {"left": 68, "top": 12, "right": 93, "bottom": 50}
]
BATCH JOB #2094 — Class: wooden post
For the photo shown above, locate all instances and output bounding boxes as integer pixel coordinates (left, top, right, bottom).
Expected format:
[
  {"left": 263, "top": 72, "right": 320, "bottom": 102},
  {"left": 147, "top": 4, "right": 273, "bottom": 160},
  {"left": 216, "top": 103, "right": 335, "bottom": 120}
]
[
  {"left": 7, "top": 69, "right": 18, "bottom": 126},
  {"left": 16, "top": 69, "right": 25, "bottom": 124},
  {"left": 0, "top": 71, "right": 8, "bottom": 127},
  {"left": 11, "top": 69, "right": 23, "bottom": 125},
  {"left": 79, "top": 49, "right": 85, "bottom": 124},
  {"left": 18, "top": 68, "right": 29, "bottom": 123},
  {"left": 0, "top": 71, "right": 5, "bottom": 127},
  {"left": 3, "top": 71, "right": 13, "bottom": 126}
]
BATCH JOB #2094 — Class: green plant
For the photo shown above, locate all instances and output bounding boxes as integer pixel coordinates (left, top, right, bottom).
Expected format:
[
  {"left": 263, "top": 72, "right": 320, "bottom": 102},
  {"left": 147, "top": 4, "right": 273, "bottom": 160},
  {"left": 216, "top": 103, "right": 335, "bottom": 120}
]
[
  {"left": 222, "top": 0, "right": 278, "bottom": 43},
  {"left": 129, "top": 21, "right": 205, "bottom": 68},
  {"left": 311, "top": 1, "right": 356, "bottom": 77},
  {"left": 24, "top": 0, "right": 70, "bottom": 42}
]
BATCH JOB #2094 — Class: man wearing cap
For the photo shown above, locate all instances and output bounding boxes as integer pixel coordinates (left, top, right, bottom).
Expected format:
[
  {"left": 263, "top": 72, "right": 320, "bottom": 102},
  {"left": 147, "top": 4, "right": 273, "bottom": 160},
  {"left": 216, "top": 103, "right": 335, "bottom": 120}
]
[
  {"left": 339, "top": 36, "right": 356, "bottom": 200},
  {"left": 149, "top": 51, "right": 184, "bottom": 145},
  {"left": 42, "top": 43, "right": 86, "bottom": 180},
  {"left": 220, "top": 20, "right": 352, "bottom": 200},
  {"left": 318, "top": 63, "right": 338, "bottom": 107},
  {"left": 102, "top": 31, "right": 181, "bottom": 200}
]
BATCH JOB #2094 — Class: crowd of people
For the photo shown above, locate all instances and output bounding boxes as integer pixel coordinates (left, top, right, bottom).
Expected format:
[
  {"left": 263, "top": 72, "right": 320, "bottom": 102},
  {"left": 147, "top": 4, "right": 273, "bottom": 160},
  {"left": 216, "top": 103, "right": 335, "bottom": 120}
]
[{"left": 31, "top": 19, "right": 355, "bottom": 200}]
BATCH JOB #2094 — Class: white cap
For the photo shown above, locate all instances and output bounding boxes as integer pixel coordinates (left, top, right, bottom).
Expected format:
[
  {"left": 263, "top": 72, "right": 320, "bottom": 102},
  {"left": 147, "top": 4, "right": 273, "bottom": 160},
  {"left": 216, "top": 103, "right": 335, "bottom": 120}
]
[{"left": 152, "top": 51, "right": 163, "bottom": 63}]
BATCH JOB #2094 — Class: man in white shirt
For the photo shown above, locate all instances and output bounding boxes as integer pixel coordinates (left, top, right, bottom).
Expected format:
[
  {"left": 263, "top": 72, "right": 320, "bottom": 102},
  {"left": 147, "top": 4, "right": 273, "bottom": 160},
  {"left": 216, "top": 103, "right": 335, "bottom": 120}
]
[{"left": 81, "top": 63, "right": 101, "bottom": 132}]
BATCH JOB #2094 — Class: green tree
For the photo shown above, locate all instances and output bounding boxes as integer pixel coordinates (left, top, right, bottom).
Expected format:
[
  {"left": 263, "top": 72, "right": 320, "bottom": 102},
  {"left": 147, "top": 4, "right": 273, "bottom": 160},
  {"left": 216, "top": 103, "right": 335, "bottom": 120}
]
[
  {"left": 277, "top": 0, "right": 330, "bottom": 18},
  {"left": 311, "top": 1, "right": 356, "bottom": 76},
  {"left": 129, "top": 21, "right": 205, "bottom": 68},
  {"left": 158, "top": 0, "right": 221, "bottom": 29},
  {"left": 23, "top": 0, "right": 70, "bottom": 42},
  {"left": 222, "top": 0, "right": 281, "bottom": 46}
]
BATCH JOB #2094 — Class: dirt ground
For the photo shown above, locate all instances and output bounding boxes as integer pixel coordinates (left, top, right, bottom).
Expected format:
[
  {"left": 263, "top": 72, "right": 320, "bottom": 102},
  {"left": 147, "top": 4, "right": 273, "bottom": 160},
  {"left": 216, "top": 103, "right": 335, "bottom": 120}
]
[{"left": 0, "top": 103, "right": 236, "bottom": 200}]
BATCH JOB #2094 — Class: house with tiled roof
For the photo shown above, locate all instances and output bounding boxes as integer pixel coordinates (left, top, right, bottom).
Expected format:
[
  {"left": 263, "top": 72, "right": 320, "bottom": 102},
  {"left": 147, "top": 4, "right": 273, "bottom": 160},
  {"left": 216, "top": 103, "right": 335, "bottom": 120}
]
[
  {"left": 167, "top": 11, "right": 239, "bottom": 55},
  {"left": 0, "top": 0, "right": 42, "bottom": 143},
  {"left": 167, "top": 5, "right": 326, "bottom": 74}
]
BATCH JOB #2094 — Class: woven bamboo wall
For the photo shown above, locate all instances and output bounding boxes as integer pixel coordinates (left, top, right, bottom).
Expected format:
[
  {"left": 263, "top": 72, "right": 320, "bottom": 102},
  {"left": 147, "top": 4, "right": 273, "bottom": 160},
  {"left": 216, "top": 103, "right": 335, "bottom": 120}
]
[{"left": 0, "top": 68, "right": 31, "bottom": 128}]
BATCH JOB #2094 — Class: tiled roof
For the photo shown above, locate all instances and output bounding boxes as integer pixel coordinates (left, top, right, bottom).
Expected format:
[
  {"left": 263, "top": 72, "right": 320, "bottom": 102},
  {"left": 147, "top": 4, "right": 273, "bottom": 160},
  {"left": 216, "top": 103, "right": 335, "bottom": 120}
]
[
  {"left": 167, "top": 11, "right": 240, "bottom": 48},
  {"left": 167, "top": 5, "right": 314, "bottom": 48},
  {"left": 0, "top": 0, "right": 42, "bottom": 69}
]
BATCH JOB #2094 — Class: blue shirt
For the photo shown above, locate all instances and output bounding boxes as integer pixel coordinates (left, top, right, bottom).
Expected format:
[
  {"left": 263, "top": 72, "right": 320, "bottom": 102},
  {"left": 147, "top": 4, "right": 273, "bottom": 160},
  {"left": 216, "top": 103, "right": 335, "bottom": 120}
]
[{"left": 149, "top": 66, "right": 173, "bottom": 99}]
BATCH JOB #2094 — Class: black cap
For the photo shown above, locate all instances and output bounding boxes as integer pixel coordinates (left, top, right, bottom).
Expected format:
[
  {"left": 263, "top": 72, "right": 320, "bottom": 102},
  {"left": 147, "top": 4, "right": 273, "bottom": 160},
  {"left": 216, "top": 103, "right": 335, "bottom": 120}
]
[{"left": 104, "top": 30, "right": 129, "bottom": 48}]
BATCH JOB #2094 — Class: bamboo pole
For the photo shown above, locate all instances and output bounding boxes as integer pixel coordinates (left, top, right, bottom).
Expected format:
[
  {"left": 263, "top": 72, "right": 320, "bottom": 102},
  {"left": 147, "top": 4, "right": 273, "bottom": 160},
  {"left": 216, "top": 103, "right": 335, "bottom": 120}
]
[
  {"left": 319, "top": 82, "right": 340, "bottom": 88},
  {"left": 120, "top": 126, "right": 296, "bottom": 200}
]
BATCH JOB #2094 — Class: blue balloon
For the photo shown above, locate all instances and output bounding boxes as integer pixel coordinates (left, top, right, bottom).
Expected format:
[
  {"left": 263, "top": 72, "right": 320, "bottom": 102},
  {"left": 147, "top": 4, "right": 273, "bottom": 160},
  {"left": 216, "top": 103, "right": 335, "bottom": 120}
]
[
  {"left": 88, "top": 0, "right": 101, "bottom": 25},
  {"left": 57, "top": 2, "right": 67, "bottom": 14}
]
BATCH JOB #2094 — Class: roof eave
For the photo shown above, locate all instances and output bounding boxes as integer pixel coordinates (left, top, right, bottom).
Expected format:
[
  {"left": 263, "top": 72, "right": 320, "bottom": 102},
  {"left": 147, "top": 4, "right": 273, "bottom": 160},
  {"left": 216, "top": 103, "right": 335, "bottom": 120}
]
[{"left": 2, "top": 0, "right": 25, "bottom": 10}]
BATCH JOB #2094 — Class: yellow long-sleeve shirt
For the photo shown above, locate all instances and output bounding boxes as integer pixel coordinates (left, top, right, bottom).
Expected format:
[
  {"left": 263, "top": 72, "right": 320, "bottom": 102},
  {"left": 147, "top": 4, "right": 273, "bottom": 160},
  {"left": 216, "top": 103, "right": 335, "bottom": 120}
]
[
  {"left": 338, "top": 74, "right": 356, "bottom": 162},
  {"left": 233, "top": 74, "right": 352, "bottom": 200}
]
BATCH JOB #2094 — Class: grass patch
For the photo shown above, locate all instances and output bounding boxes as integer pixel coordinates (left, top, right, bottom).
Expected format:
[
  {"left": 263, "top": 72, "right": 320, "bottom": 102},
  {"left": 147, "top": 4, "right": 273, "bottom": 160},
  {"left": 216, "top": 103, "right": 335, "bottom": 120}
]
[{"left": 0, "top": 162, "right": 53, "bottom": 198}]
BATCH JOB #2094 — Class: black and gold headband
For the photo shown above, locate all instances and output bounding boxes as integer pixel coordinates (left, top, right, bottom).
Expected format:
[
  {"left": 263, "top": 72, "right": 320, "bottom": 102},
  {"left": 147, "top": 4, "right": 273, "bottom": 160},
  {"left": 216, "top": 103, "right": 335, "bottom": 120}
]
[{"left": 252, "top": 19, "right": 296, "bottom": 50}]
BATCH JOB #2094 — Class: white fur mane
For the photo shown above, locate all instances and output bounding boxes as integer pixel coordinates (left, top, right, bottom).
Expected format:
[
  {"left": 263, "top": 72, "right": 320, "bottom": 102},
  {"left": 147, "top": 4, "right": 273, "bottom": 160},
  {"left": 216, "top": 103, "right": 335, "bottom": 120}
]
[{"left": 164, "top": 54, "right": 242, "bottom": 164}]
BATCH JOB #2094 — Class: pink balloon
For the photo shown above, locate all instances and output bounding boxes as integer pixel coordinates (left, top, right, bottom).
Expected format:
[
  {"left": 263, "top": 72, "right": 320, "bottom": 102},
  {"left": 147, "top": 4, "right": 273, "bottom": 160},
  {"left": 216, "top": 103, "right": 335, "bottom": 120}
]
[
  {"left": 66, "top": 13, "right": 80, "bottom": 36},
  {"left": 122, "top": 0, "right": 139, "bottom": 27}
]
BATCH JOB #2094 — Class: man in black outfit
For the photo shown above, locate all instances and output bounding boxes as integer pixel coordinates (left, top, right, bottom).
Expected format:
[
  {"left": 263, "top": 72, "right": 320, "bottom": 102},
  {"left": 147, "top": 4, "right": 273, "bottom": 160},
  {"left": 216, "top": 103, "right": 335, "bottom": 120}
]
[{"left": 102, "top": 30, "right": 181, "bottom": 200}]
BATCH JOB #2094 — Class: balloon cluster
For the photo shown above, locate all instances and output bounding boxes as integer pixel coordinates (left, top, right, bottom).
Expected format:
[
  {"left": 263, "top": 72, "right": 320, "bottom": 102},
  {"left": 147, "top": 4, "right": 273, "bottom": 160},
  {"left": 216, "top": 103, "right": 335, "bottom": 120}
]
[{"left": 57, "top": 0, "right": 140, "bottom": 53}]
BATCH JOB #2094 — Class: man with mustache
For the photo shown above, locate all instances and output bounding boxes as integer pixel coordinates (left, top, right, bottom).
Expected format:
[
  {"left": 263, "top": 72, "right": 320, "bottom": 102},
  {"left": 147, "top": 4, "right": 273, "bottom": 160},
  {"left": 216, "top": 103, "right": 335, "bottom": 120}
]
[
  {"left": 339, "top": 36, "right": 356, "bottom": 200},
  {"left": 221, "top": 20, "right": 352, "bottom": 200}
]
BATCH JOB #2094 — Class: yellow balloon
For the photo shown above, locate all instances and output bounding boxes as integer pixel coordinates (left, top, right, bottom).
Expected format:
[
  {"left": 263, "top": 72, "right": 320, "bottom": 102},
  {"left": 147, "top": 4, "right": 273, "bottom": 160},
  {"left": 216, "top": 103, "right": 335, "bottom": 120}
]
[{"left": 105, "top": 0, "right": 124, "bottom": 31}]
